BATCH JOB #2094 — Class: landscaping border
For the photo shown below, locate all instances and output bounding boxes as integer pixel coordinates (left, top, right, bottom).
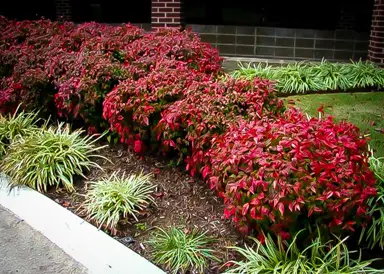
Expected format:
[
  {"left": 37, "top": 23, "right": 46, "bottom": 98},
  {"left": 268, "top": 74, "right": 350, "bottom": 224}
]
[{"left": 0, "top": 174, "right": 165, "bottom": 274}]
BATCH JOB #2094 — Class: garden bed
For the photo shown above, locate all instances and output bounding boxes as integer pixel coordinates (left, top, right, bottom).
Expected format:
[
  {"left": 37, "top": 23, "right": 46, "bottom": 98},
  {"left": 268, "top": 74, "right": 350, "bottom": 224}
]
[
  {"left": 45, "top": 144, "right": 241, "bottom": 273},
  {"left": 1, "top": 17, "right": 384, "bottom": 273}
]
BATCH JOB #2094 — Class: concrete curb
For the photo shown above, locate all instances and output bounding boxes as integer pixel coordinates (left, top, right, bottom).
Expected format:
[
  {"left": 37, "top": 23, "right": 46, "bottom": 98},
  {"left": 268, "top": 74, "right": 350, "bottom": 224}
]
[{"left": 0, "top": 175, "right": 165, "bottom": 274}]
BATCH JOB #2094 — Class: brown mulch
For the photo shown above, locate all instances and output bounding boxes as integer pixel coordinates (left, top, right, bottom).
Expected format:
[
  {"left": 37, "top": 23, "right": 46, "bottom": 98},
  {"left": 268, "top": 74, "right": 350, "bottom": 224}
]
[{"left": 46, "top": 144, "right": 242, "bottom": 273}]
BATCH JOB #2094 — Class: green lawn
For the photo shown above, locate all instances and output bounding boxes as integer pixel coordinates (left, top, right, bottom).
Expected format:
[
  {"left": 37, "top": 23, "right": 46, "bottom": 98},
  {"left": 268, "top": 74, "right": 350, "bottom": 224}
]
[{"left": 284, "top": 92, "right": 384, "bottom": 157}]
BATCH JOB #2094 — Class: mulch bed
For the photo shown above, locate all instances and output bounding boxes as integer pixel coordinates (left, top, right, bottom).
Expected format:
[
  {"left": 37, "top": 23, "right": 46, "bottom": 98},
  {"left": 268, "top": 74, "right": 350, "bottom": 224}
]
[{"left": 46, "top": 144, "right": 242, "bottom": 273}]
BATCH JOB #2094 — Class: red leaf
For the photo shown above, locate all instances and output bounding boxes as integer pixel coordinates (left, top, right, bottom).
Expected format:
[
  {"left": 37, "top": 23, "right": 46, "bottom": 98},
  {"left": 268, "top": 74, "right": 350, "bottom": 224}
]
[
  {"left": 242, "top": 203, "right": 250, "bottom": 216},
  {"left": 277, "top": 203, "right": 284, "bottom": 216},
  {"left": 202, "top": 166, "right": 209, "bottom": 179},
  {"left": 250, "top": 206, "right": 257, "bottom": 219},
  {"left": 62, "top": 201, "right": 70, "bottom": 207}
]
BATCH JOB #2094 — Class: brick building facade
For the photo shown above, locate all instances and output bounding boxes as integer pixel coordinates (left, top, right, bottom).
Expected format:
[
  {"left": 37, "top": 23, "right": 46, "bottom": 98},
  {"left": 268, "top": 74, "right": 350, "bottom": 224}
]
[{"left": 368, "top": 0, "right": 384, "bottom": 65}]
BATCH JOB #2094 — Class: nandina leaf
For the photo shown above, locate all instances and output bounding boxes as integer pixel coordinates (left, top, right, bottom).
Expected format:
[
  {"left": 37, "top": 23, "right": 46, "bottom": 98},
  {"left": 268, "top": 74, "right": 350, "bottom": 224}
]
[
  {"left": 250, "top": 206, "right": 257, "bottom": 219},
  {"left": 242, "top": 203, "right": 250, "bottom": 216},
  {"left": 277, "top": 203, "right": 284, "bottom": 216},
  {"left": 201, "top": 166, "right": 209, "bottom": 179}
]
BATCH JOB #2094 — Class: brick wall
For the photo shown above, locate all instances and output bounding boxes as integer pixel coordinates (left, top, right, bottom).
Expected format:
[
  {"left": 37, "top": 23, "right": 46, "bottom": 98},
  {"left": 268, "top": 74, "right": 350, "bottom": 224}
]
[
  {"left": 368, "top": 0, "right": 384, "bottom": 65},
  {"left": 189, "top": 25, "right": 369, "bottom": 61},
  {"left": 151, "top": 0, "right": 182, "bottom": 30},
  {"left": 55, "top": 0, "right": 72, "bottom": 21}
]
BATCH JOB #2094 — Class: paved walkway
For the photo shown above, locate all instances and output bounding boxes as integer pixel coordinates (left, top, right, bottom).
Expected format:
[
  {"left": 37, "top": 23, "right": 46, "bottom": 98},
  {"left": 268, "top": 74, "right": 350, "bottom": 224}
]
[{"left": 0, "top": 206, "right": 87, "bottom": 274}]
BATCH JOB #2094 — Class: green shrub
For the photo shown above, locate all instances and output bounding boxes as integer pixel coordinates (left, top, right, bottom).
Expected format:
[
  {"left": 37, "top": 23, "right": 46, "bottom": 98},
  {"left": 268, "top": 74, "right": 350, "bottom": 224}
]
[
  {"left": 1, "top": 123, "right": 106, "bottom": 192},
  {"left": 84, "top": 171, "right": 155, "bottom": 230},
  {"left": 148, "top": 227, "right": 217, "bottom": 274},
  {"left": 0, "top": 107, "right": 39, "bottom": 155},
  {"left": 360, "top": 154, "right": 384, "bottom": 249},
  {"left": 225, "top": 232, "right": 381, "bottom": 274}
]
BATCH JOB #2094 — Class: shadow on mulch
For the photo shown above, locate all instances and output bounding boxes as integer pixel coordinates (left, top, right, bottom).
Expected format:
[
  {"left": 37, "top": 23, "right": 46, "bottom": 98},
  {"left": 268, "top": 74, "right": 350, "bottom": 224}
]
[{"left": 46, "top": 144, "right": 242, "bottom": 274}]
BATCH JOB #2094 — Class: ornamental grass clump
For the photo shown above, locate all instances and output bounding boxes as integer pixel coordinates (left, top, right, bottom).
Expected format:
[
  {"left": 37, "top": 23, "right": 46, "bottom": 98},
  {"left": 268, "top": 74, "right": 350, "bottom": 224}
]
[
  {"left": 360, "top": 153, "right": 384, "bottom": 249},
  {"left": 231, "top": 59, "right": 384, "bottom": 93},
  {"left": 309, "top": 60, "right": 353, "bottom": 91},
  {"left": 0, "top": 107, "right": 39, "bottom": 155},
  {"left": 272, "top": 62, "right": 320, "bottom": 93},
  {"left": 346, "top": 60, "right": 384, "bottom": 89},
  {"left": 370, "top": 154, "right": 384, "bottom": 183},
  {"left": 84, "top": 171, "right": 155, "bottom": 230},
  {"left": 225, "top": 232, "right": 382, "bottom": 274},
  {"left": 1, "top": 123, "right": 106, "bottom": 192},
  {"left": 148, "top": 227, "right": 217, "bottom": 274},
  {"left": 231, "top": 62, "right": 277, "bottom": 80}
]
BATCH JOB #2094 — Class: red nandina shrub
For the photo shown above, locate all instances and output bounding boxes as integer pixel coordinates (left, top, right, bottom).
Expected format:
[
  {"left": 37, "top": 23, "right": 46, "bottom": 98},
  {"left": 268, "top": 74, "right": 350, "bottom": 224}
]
[
  {"left": 0, "top": 42, "right": 57, "bottom": 114},
  {"left": 64, "top": 22, "right": 143, "bottom": 54},
  {"left": 156, "top": 77, "right": 284, "bottom": 171},
  {"left": 205, "top": 108, "right": 377, "bottom": 237},
  {"left": 0, "top": 49, "right": 18, "bottom": 78},
  {"left": 0, "top": 19, "right": 69, "bottom": 49},
  {"left": 0, "top": 19, "right": 75, "bottom": 113},
  {"left": 0, "top": 19, "right": 143, "bottom": 120},
  {"left": 103, "top": 60, "right": 211, "bottom": 150},
  {"left": 54, "top": 51, "right": 128, "bottom": 128},
  {"left": 0, "top": 19, "right": 221, "bottom": 123},
  {"left": 124, "top": 28, "right": 222, "bottom": 74},
  {"left": 51, "top": 23, "right": 143, "bottom": 127}
]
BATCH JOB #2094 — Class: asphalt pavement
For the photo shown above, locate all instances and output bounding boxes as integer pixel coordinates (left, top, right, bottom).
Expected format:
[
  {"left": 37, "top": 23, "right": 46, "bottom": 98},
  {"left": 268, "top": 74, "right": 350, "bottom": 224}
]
[{"left": 0, "top": 206, "right": 87, "bottom": 274}]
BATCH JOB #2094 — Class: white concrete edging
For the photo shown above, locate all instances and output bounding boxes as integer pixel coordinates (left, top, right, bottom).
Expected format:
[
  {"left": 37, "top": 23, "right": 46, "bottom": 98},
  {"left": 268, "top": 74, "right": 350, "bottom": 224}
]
[{"left": 0, "top": 175, "right": 165, "bottom": 274}]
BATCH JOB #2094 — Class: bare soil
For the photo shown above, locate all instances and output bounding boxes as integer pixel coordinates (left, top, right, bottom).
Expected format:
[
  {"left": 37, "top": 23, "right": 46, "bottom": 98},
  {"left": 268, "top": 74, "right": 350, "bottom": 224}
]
[{"left": 46, "top": 144, "right": 242, "bottom": 274}]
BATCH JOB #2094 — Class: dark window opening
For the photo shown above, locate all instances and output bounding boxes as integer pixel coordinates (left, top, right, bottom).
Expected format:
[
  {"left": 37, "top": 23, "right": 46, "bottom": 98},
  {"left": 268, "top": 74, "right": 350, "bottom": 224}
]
[
  {"left": 0, "top": 0, "right": 55, "bottom": 20},
  {"left": 184, "top": 0, "right": 373, "bottom": 32},
  {"left": 71, "top": 0, "right": 151, "bottom": 23}
]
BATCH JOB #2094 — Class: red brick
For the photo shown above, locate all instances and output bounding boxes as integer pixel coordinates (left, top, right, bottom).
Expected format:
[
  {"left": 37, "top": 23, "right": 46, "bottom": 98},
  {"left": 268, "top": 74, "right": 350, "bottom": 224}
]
[
  {"left": 166, "top": 3, "right": 181, "bottom": 7},
  {"left": 152, "top": 12, "right": 166, "bottom": 17},
  {"left": 152, "top": 2, "right": 165, "bottom": 7},
  {"left": 166, "top": 12, "right": 181, "bottom": 18},
  {"left": 159, "top": 8, "right": 173, "bottom": 12},
  {"left": 165, "top": 23, "right": 181, "bottom": 27},
  {"left": 372, "top": 52, "right": 384, "bottom": 58},
  {"left": 370, "top": 35, "right": 384, "bottom": 40},
  {"left": 158, "top": 18, "right": 174, "bottom": 23},
  {"left": 369, "top": 45, "right": 384, "bottom": 51},
  {"left": 373, "top": 26, "right": 384, "bottom": 31},
  {"left": 373, "top": 20, "right": 384, "bottom": 27},
  {"left": 370, "top": 41, "right": 384, "bottom": 47}
]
